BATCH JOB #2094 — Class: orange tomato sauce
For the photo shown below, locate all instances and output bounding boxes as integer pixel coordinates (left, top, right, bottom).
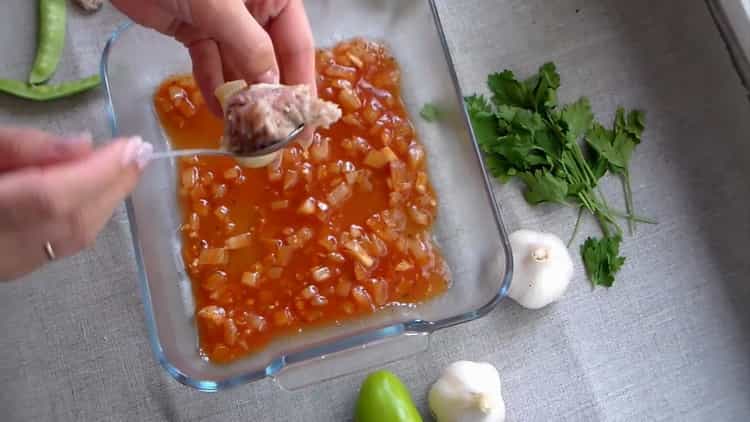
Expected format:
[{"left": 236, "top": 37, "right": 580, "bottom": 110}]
[{"left": 154, "top": 39, "right": 449, "bottom": 363}]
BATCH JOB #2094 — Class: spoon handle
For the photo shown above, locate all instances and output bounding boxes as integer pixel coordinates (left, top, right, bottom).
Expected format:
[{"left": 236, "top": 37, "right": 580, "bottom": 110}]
[{"left": 148, "top": 149, "right": 233, "bottom": 160}]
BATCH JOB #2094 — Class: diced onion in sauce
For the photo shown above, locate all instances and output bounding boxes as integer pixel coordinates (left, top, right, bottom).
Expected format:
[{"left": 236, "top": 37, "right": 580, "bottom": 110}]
[
  {"left": 298, "top": 197, "right": 317, "bottom": 215},
  {"left": 198, "top": 305, "right": 226, "bottom": 326},
  {"left": 408, "top": 205, "right": 430, "bottom": 226},
  {"left": 182, "top": 167, "right": 198, "bottom": 189},
  {"left": 283, "top": 170, "right": 299, "bottom": 190},
  {"left": 267, "top": 267, "right": 283, "bottom": 279},
  {"left": 311, "top": 266, "right": 332, "bottom": 282},
  {"left": 271, "top": 200, "right": 289, "bottom": 210},
  {"left": 199, "top": 248, "right": 228, "bottom": 265},
  {"left": 364, "top": 147, "right": 397, "bottom": 169},
  {"left": 301, "top": 284, "right": 319, "bottom": 299},
  {"left": 343, "top": 240, "right": 375, "bottom": 268},
  {"left": 224, "top": 166, "right": 242, "bottom": 180},
  {"left": 310, "top": 295, "right": 329, "bottom": 307},
  {"left": 224, "top": 319, "right": 239, "bottom": 346},
  {"left": 336, "top": 278, "right": 352, "bottom": 297},
  {"left": 277, "top": 245, "right": 295, "bottom": 266},
  {"left": 395, "top": 261, "right": 413, "bottom": 272},
  {"left": 351, "top": 286, "right": 374, "bottom": 309},
  {"left": 407, "top": 143, "right": 425, "bottom": 170},
  {"left": 310, "top": 135, "right": 330, "bottom": 163},
  {"left": 241, "top": 271, "right": 261, "bottom": 288},
  {"left": 338, "top": 88, "right": 362, "bottom": 112},
  {"left": 155, "top": 40, "right": 450, "bottom": 364},
  {"left": 369, "top": 278, "right": 388, "bottom": 306},
  {"left": 203, "top": 271, "right": 228, "bottom": 291},
  {"left": 327, "top": 183, "right": 352, "bottom": 207}
]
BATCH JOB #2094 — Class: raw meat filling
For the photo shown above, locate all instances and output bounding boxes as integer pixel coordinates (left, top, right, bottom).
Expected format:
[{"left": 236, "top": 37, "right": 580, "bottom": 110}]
[{"left": 223, "top": 84, "right": 342, "bottom": 154}]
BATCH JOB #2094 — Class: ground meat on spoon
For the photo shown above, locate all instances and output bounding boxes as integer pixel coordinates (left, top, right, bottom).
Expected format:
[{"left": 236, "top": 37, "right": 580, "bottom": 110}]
[{"left": 223, "top": 84, "right": 342, "bottom": 155}]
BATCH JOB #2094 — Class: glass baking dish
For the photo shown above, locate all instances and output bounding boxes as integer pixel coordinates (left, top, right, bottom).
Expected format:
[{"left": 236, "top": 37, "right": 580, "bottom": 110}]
[{"left": 100, "top": 0, "right": 512, "bottom": 392}]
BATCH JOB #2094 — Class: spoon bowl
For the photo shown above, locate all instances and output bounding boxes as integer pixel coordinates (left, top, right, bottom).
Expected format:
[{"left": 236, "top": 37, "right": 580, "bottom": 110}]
[{"left": 149, "top": 123, "right": 305, "bottom": 160}]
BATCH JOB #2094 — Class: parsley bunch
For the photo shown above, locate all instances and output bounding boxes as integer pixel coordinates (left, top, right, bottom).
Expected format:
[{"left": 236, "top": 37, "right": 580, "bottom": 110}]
[{"left": 465, "top": 63, "right": 650, "bottom": 287}]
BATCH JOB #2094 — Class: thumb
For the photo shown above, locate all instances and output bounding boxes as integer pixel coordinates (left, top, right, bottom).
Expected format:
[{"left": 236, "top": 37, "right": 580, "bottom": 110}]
[
  {"left": 187, "top": 0, "right": 279, "bottom": 84},
  {"left": 0, "top": 127, "right": 93, "bottom": 171}
]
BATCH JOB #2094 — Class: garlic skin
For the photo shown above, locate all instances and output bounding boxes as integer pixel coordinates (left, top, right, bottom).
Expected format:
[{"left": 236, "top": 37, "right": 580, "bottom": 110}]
[
  {"left": 507, "top": 229, "right": 574, "bottom": 309},
  {"left": 429, "top": 361, "right": 505, "bottom": 422}
]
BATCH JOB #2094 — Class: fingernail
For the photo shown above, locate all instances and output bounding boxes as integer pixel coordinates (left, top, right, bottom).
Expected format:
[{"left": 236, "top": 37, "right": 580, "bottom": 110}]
[
  {"left": 134, "top": 140, "right": 153, "bottom": 170},
  {"left": 121, "top": 136, "right": 154, "bottom": 170},
  {"left": 258, "top": 69, "right": 279, "bottom": 84}
]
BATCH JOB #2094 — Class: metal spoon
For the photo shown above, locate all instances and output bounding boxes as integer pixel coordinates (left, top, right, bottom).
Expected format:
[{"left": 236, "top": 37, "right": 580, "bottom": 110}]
[{"left": 149, "top": 124, "right": 305, "bottom": 160}]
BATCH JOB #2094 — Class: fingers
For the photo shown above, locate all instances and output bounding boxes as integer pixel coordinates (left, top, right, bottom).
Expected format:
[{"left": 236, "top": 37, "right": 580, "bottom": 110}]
[
  {"left": 0, "top": 127, "right": 92, "bottom": 171},
  {"left": 0, "top": 220, "right": 63, "bottom": 281},
  {"left": 187, "top": 0, "right": 279, "bottom": 84},
  {"left": 187, "top": 37, "right": 225, "bottom": 116},
  {"left": 110, "top": 0, "right": 179, "bottom": 34},
  {"left": 0, "top": 137, "right": 151, "bottom": 228},
  {"left": 219, "top": 47, "right": 246, "bottom": 83},
  {"left": 53, "top": 158, "right": 142, "bottom": 259},
  {"left": 0, "top": 136, "right": 151, "bottom": 281},
  {"left": 266, "top": 0, "right": 316, "bottom": 89}
]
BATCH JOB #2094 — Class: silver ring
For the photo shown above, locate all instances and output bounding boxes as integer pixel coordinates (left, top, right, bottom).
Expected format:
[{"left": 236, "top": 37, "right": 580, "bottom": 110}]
[{"left": 44, "top": 241, "right": 56, "bottom": 261}]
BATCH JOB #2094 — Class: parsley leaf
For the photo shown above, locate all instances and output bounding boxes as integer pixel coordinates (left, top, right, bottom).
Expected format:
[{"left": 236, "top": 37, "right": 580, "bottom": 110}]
[
  {"left": 491, "top": 133, "right": 543, "bottom": 169},
  {"left": 488, "top": 63, "right": 561, "bottom": 112},
  {"left": 561, "top": 97, "right": 594, "bottom": 143},
  {"left": 420, "top": 103, "right": 441, "bottom": 122},
  {"left": 496, "top": 104, "right": 547, "bottom": 134},
  {"left": 483, "top": 154, "right": 515, "bottom": 182},
  {"left": 581, "top": 235, "right": 626, "bottom": 287},
  {"left": 585, "top": 107, "right": 647, "bottom": 234},
  {"left": 520, "top": 170, "right": 569, "bottom": 204},
  {"left": 528, "top": 62, "right": 561, "bottom": 111},
  {"left": 488, "top": 70, "right": 531, "bottom": 109},
  {"left": 465, "top": 95, "right": 500, "bottom": 150},
  {"left": 615, "top": 108, "right": 645, "bottom": 143},
  {"left": 585, "top": 122, "right": 632, "bottom": 169}
]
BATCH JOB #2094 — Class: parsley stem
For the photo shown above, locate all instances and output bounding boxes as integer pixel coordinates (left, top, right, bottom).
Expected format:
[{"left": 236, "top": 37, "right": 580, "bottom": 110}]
[
  {"left": 574, "top": 148, "right": 597, "bottom": 187},
  {"left": 567, "top": 206, "right": 584, "bottom": 247},
  {"left": 622, "top": 169, "right": 635, "bottom": 235},
  {"left": 577, "top": 190, "right": 617, "bottom": 238},
  {"left": 607, "top": 209, "right": 657, "bottom": 225},
  {"left": 595, "top": 212, "right": 612, "bottom": 238},
  {"left": 593, "top": 188, "right": 622, "bottom": 236}
]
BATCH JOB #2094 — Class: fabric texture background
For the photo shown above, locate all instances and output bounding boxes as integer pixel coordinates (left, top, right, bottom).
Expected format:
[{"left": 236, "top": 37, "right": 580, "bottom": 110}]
[{"left": 1, "top": 0, "right": 749, "bottom": 420}]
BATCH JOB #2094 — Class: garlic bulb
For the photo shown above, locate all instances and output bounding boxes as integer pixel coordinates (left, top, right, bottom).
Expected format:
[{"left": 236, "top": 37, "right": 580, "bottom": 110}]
[
  {"left": 429, "top": 361, "right": 505, "bottom": 422},
  {"left": 507, "top": 229, "right": 573, "bottom": 309}
]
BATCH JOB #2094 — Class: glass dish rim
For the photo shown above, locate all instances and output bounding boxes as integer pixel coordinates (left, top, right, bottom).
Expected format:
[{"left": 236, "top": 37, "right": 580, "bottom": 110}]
[{"left": 100, "top": 0, "right": 514, "bottom": 392}]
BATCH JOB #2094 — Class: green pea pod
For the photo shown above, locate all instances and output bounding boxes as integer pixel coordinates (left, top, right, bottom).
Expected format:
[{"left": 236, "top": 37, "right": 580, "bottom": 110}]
[
  {"left": 355, "top": 370, "right": 423, "bottom": 422},
  {"left": 0, "top": 75, "right": 100, "bottom": 101},
  {"left": 29, "top": 0, "right": 67, "bottom": 85}
]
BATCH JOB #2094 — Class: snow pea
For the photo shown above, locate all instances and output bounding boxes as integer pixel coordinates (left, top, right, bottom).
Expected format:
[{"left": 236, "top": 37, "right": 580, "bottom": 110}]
[
  {"left": 0, "top": 75, "right": 101, "bottom": 101},
  {"left": 355, "top": 370, "right": 423, "bottom": 422},
  {"left": 29, "top": 0, "right": 67, "bottom": 85}
]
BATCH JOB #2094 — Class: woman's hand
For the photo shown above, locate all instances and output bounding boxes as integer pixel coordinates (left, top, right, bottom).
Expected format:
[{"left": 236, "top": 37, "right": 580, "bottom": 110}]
[
  {"left": 0, "top": 127, "right": 152, "bottom": 281},
  {"left": 111, "top": 0, "right": 316, "bottom": 116}
]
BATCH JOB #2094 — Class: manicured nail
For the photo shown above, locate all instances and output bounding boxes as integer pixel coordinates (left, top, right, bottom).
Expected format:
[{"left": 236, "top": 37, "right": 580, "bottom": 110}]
[
  {"left": 134, "top": 140, "right": 153, "bottom": 170},
  {"left": 121, "top": 136, "right": 143, "bottom": 167},
  {"left": 258, "top": 69, "right": 280, "bottom": 84}
]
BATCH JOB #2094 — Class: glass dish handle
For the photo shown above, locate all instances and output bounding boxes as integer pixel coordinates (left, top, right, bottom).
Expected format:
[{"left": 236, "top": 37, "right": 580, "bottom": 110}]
[{"left": 273, "top": 331, "right": 430, "bottom": 390}]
